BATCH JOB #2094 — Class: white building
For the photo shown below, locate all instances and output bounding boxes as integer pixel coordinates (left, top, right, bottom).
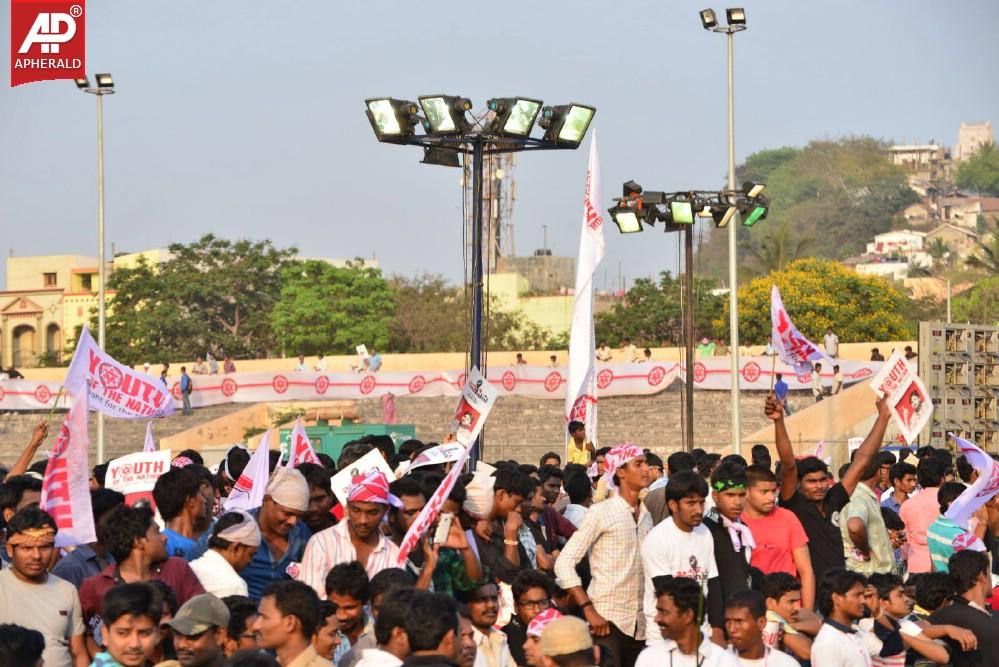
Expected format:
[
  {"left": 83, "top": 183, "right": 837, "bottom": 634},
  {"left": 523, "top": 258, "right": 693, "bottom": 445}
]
[
  {"left": 865, "top": 230, "right": 926, "bottom": 256},
  {"left": 955, "top": 121, "right": 994, "bottom": 162},
  {"left": 856, "top": 260, "right": 911, "bottom": 281}
]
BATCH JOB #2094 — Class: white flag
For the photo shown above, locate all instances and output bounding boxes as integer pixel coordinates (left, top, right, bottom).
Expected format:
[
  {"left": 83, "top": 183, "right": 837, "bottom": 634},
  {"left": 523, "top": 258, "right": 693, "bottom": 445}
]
[
  {"left": 564, "top": 132, "right": 605, "bottom": 454},
  {"left": 143, "top": 421, "right": 155, "bottom": 453},
  {"left": 40, "top": 392, "right": 96, "bottom": 547},
  {"left": 288, "top": 416, "right": 320, "bottom": 467},
  {"left": 224, "top": 432, "right": 271, "bottom": 511},
  {"left": 946, "top": 434, "right": 999, "bottom": 528},
  {"left": 770, "top": 286, "right": 831, "bottom": 375}
]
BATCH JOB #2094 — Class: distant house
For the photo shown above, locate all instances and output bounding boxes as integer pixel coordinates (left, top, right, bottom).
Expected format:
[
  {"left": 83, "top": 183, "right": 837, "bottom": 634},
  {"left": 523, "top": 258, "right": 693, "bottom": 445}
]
[
  {"left": 865, "top": 230, "right": 926, "bottom": 255},
  {"left": 925, "top": 224, "right": 980, "bottom": 259},
  {"left": 901, "top": 200, "right": 936, "bottom": 224}
]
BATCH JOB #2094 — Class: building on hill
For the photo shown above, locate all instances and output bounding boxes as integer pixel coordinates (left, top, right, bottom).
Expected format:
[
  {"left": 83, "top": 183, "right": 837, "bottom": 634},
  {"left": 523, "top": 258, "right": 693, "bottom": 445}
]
[
  {"left": 938, "top": 196, "right": 999, "bottom": 229},
  {"left": 955, "top": 121, "right": 995, "bottom": 162},
  {"left": 866, "top": 230, "right": 926, "bottom": 256},
  {"left": 925, "top": 224, "right": 980, "bottom": 260},
  {"left": 888, "top": 143, "right": 952, "bottom": 189}
]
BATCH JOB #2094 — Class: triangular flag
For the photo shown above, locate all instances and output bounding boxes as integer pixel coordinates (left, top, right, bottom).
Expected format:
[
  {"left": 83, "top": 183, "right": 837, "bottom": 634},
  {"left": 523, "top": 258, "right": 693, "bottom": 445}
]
[
  {"left": 143, "top": 421, "right": 155, "bottom": 453},
  {"left": 224, "top": 432, "right": 271, "bottom": 511},
  {"left": 41, "top": 393, "right": 96, "bottom": 547},
  {"left": 288, "top": 416, "right": 320, "bottom": 467},
  {"left": 770, "top": 285, "right": 832, "bottom": 375},
  {"left": 946, "top": 434, "right": 999, "bottom": 528}
]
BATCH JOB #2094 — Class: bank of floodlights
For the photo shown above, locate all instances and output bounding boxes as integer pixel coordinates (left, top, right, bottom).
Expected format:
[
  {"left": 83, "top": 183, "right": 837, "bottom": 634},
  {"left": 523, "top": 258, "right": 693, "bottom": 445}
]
[{"left": 608, "top": 180, "right": 768, "bottom": 234}]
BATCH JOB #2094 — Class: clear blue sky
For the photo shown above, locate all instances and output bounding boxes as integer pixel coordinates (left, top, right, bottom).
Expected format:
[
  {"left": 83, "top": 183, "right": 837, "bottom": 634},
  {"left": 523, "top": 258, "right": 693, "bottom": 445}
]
[{"left": 2, "top": 1, "right": 997, "bottom": 291}]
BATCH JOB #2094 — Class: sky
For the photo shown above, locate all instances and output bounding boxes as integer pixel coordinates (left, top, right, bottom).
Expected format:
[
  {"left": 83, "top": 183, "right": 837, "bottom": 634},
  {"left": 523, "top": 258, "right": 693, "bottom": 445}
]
[{"left": 2, "top": 1, "right": 997, "bottom": 292}]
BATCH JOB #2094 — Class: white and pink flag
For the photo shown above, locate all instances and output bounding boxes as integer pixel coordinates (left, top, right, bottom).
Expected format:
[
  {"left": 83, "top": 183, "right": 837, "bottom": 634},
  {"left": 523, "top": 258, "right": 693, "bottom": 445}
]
[
  {"left": 287, "top": 416, "right": 320, "bottom": 467},
  {"left": 65, "top": 327, "right": 174, "bottom": 419},
  {"left": 946, "top": 434, "right": 999, "bottom": 528},
  {"left": 564, "top": 132, "right": 605, "bottom": 454},
  {"left": 224, "top": 432, "right": 271, "bottom": 511},
  {"left": 40, "top": 392, "right": 96, "bottom": 547},
  {"left": 770, "top": 286, "right": 831, "bottom": 375},
  {"left": 143, "top": 421, "right": 156, "bottom": 453}
]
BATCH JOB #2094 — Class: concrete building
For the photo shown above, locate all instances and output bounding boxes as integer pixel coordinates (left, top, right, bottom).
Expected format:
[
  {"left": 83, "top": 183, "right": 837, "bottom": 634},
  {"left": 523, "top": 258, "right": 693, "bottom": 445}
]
[
  {"left": 955, "top": 121, "right": 995, "bottom": 162},
  {"left": 888, "top": 144, "right": 952, "bottom": 186},
  {"left": 925, "top": 223, "right": 980, "bottom": 260},
  {"left": 865, "top": 230, "right": 925, "bottom": 256},
  {"left": 855, "top": 260, "right": 911, "bottom": 281},
  {"left": 494, "top": 252, "right": 575, "bottom": 293}
]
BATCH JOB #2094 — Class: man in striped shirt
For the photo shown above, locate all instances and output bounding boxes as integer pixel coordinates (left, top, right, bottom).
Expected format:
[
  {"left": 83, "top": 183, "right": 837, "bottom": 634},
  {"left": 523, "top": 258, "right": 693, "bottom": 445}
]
[
  {"left": 926, "top": 482, "right": 974, "bottom": 573},
  {"left": 299, "top": 470, "right": 402, "bottom": 598}
]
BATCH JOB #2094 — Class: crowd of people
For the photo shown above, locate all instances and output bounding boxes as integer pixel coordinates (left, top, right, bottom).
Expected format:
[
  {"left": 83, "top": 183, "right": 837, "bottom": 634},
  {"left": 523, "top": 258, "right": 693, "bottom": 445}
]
[{"left": 1, "top": 393, "right": 998, "bottom": 667}]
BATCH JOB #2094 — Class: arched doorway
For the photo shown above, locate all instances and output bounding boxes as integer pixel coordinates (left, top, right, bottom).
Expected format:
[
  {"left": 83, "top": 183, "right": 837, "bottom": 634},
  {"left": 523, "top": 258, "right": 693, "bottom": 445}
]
[
  {"left": 46, "top": 323, "right": 62, "bottom": 363},
  {"left": 12, "top": 324, "right": 36, "bottom": 368}
]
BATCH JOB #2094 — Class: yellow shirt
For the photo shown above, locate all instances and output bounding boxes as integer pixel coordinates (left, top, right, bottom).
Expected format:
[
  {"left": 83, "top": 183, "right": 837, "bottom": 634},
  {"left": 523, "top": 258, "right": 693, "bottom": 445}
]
[{"left": 567, "top": 442, "right": 591, "bottom": 465}]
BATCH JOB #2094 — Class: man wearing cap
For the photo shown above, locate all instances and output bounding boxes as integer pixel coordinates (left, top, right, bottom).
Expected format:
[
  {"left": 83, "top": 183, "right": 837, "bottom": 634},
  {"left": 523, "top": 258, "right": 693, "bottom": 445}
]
[
  {"left": 555, "top": 443, "right": 652, "bottom": 667},
  {"left": 159, "top": 593, "right": 230, "bottom": 667},
  {"left": 241, "top": 467, "right": 313, "bottom": 602},
  {"left": 299, "top": 470, "right": 402, "bottom": 599},
  {"left": 523, "top": 608, "right": 563, "bottom": 667},
  {"left": 537, "top": 616, "right": 597, "bottom": 667},
  {"left": 190, "top": 510, "right": 261, "bottom": 598}
]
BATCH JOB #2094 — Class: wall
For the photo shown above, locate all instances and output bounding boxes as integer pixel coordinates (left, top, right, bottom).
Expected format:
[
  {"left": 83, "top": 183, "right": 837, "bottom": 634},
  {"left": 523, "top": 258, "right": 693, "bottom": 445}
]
[{"left": 4, "top": 255, "right": 95, "bottom": 291}]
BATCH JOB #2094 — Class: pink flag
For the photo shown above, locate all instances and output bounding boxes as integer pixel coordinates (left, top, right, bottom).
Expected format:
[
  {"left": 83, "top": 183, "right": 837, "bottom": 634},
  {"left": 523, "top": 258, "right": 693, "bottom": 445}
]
[
  {"left": 40, "top": 392, "right": 96, "bottom": 547},
  {"left": 946, "top": 434, "right": 999, "bottom": 527},
  {"left": 813, "top": 440, "right": 825, "bottom": 459},
  {"left": 770, "top": 286, "right": 831, "bottom": 375},
  {"left": 143, "top": 421, "right": 155, "bottom": 453},
  {"left": 288, "top": 416, "right": 320, "bottom": 467},
  {"left": 65, "top": 327, "right": 174, "bottom": 419},
  {"left": 564, "top": 132, "right": 605, "bottom": 454},
  {"left": 224, "top": 432, "right": 270, "bottom": 511}
]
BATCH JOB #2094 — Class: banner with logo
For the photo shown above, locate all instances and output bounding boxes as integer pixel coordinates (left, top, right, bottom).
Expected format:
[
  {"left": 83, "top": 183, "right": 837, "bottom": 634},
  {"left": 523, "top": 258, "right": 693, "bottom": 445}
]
[
  {"left": 396, "top": 370, "right": 498, "bottom": 565},
  {"left": 40, "top": 391, "right": 95, "bottom": 547},
  {"left": 286, "top": 416, "right": 320, "bottom": 467},
  {"left": 64, "top": 327, "right": 174, "bottom": 419},
  {"left": 330, "top": 448, "right": 395, "bottom": 505},
  {"left": 770, "top": 286, "right": 832, "bottom": 375},
  {"left": 945, "top": 434, "right": 999, "bottom": 528},
  {"left": 106, "top": 449, "right": 172, "bottom": 508},
  {"left": 564, "top": 133, "right": 605, "bottom": 452},
  {"left": 409, "top": 443, "right": 467, "bottom": 471},
  {"left": 10, "top": 0, "right": 86, "bottom": 87},
  {"left": 224, "top": 432, "right": 270, "bottom": 511},
  {"left": 870, "top": 350, "right": 931, "bottom": 444}
]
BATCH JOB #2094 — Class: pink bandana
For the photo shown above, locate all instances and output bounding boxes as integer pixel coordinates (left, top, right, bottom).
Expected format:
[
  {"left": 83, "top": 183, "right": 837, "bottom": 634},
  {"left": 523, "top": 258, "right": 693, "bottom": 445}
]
[
  {"left": 347, "top": 470, "right": 403, "bottom": 508},
  {"left": 952, "top": 531, "right": 987, "bottom": 553},
  {"left": 527, "top": 608, "right": 563, "bottom": 637},
  {"left": 601, "top": 443, "right": 644, "bottom": 492},
  {"left": 171, "top": 456, "right": 194, "bottom": 468}
]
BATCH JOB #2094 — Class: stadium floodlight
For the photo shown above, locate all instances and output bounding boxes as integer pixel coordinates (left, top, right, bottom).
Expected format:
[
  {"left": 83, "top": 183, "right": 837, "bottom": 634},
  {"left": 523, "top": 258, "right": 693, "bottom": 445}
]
[
  {"left": 712, "top": 203, "right": 738, "bottom": 227},
  {"left": 74, "top": 77, "right": 89, "bottom": 89},
  {"left": 487, "top": 97, "right": 543, "bottom": 136},
  {"left": 95, "top": 73, "right": 114, "bottom": 89},
  {"left": 699, "top": 9, "right": 718, "bottom": 29},
  {"left": 365, "top": 98, "right": 421, "bottom": 140},
  {"left": 742, "top": 199, "right": 769, "bottom": 226},
  {"left": 670, "top": 197, "right": 696, "bottom": 224},
  {"left": 610, "top": 206, "right": 644, "bottom": 234},
  {"left": 539, "top": 104, "right": 597, "bottom": 146},
  {"left": 726, "top": 8, "right": 746, "bottom": 25},
  {"left": 421, "top": 146, "right": 461, "bottom": 167},
  {"left": 419, "top": 95, "right": 472, "bottom": 134},
  {"left": 743, "top": 181, "right": 765, "bottom": 197}
]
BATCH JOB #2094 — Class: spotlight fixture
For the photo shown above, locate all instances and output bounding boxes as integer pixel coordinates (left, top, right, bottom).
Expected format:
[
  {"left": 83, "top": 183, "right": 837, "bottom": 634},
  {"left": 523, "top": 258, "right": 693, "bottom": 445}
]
[
  {"left": 699, "top": 9, "right": 718, "bottom": 29},
  {"left": 365, "top": 98, "right": 421, "bottom": 141},
  {"left": 74, "top": 77, "right": 89, "bottom": 89},
  {"left": 419, "top": 95, "right": 472, "bottom": 134},
  {"left": 421, "top": 146, "right": 461, "bottom": 167},
  {"left": 623, "top": 180, "right": 643, "bottom": 197},
  {"left": 95, "top": 73, "right": 114, "bottom": 89},
  {"left": 726, "top": 8, "right": 746, "bottom": 25},
  {"left": 741, "top": 197, "right": 769, "bottom": 226},
  {"left": 609, "top": 206, "right": 644, "bottom": 234},
  {"left": 487, "top": 97, "right": 543, "bottom": 136},
  {"left": 539, "top": 104, "right": 596, "bottom": 146},
  {"left": 712, "top": 203, "right": 738, "bottom": 228},
  {"left": 742, "top": 181, "right": 765, "bottom": 197},
  {"left": 669, "top": 197, "right": 696, "bottom": 225}
]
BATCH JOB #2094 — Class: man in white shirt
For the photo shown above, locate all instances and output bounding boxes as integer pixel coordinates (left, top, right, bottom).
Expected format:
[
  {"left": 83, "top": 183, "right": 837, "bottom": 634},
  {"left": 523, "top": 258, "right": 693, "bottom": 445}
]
[
  {"left": 812, "top": 363, "right": 825, "bottom": 402},
  {"left": 620, "top": 338, "right": 639, "bottom": 363},
  {"left": 824, "top": 329, "right": 839, "bottom": 359},
  {"left": 640, "top": 471, "right": 718, "bottom": 644},
  {"left": 636, "top": 575, "right": 738, "bottom": 667},
  {"left": 723, "top": 590, "right": 798, "bottom": 667},
  {"left": 315, "top": 355, "right": 329, "bottom": 372},
  {"left": 462, "top": 582, "right": 515, "bottom": 667},
  {"left": 190, "top": 510, "right": 261, "bottom": 598},
  {"left": 812, "top": 569, "right": 872, "bottom": 667},
  {"left": 294, "top": 355, "right": 308, "bottom": 372}
]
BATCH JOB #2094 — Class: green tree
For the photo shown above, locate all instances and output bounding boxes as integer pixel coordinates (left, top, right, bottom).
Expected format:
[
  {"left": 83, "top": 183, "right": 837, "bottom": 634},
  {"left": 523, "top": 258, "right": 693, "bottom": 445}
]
[
  {"left": 956, "top": 142, "right": 999, "bottom": 196},
  {"left": 965, "top": 232, "right": 999, "bottom": 275},
  {"left": 595, "top": 272, "right": 725, "bottom": 346},
  {"left": 736, "top": 146, "right": 801, "bottom": 185},
  {"left": 952, "top": 276, "right": 999, "bottom": 325},
  {"left": 740, "top": 222, "right": 814, "bottom": 278},
  {"left": 717, "top": 258, "right": 913, "bottom": 343},
  {"left": 272, "top": 260, "right": 396, "bottom": 355}
]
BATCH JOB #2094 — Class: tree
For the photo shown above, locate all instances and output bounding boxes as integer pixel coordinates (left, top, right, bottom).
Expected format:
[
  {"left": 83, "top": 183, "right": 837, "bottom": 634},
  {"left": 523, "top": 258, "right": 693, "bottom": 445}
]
[
  {"left": 952, "top": 276, "right": 999, "bottom": 325},
  {"left": 92, "top": 235, "right": 296, "bottom": 364},
  {"left": 965, "top": 232, "right": 999, "bottom": 275},
  {"left": 271, "top": 260, "right": 396, "bottom": 355},
  {"left": 736, "top": 146, "right": 801, "bottom": 185},
  {"left": 956, "top": 142, "right": 999, "bottom": 196},
  {"left": 717, "top": 258, "right": 913, "bottom": 343},
  {"left": 595, "top": 272, "right": 725, "bottom": 346},
  {"left": 741, "top": 223, "right": 814, "bottom": 277}
]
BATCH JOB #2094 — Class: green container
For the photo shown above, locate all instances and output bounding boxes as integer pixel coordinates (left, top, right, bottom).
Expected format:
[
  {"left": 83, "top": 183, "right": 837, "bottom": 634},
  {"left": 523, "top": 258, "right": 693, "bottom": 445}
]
[{"left": 278, "top": 423, "right": 416, "bottom": 462}]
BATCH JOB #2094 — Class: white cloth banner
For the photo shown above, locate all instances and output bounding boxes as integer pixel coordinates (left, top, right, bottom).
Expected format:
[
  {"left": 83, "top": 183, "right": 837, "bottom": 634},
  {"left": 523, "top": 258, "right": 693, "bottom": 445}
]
[
  {"left": 564, "top": 133, "right": 605, "bottom": 451},
  {"left": 40, "top": 392, "right": 96, "bottom": 547},
  {"left": 287, "top": 416, "right": 320, "bottom": 467},
  {"left": 946, "top": 434, "right": 999, "bottom": 528},
  {"left": 143, "top": 421, "right": 156, "bottom": 453},
  {"left": 0, "top": 357, "right": 884, "bottom": 411},
  {"left": 409, "top": 443, "right": 466, "bottom": 471},
  {"left": 396, "top": 368, "right": 498, "bottom": 565},
  {"left": 870, "top": 350, "right": 931, "bottom": 445},
  {"left": 64, "top": 327, "right": 175, "bottom": 419},
  {"left": 770, "top": 286, "right": 832, "bottom": 375},
  {"left": 106, "top": 449, "right": 173, "bottom": 508},
  {"left": 224, "top": 432, "right": 270, "bottom": 511}
]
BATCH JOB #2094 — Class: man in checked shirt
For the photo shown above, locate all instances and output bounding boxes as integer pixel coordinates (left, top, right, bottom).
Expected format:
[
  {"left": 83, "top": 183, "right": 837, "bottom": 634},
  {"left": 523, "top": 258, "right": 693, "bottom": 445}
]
[{"left": 554, "top": 443, "right": 652, "bottom": 667}]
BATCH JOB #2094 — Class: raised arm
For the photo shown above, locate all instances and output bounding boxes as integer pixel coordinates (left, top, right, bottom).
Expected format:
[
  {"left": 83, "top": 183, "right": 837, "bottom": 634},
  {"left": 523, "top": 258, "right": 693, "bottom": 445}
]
[
  {"left": 765, "top": 395, "right": 798, "bottom": 502},
  {"left": 8, "top": 421, "right": 48, "bottom": 477},
  {"left": 840, "top": 396, "right": 891, "bottom": 497}
]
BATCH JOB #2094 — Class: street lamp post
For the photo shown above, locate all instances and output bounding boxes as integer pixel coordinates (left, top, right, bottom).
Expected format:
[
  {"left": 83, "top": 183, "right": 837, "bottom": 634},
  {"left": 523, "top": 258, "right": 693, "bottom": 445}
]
[
  {"left": 75, "top": 73, "right": 114, "bottom": 464},
  {"left": 701, "top": 8, "right": 747, "bottom": 455}
]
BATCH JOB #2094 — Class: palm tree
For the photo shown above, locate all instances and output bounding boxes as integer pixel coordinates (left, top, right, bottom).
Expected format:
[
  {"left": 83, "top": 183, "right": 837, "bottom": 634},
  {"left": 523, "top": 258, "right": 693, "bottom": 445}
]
[
  {"left": 925, "top": 237, "right": 950, "bottom": 271},
  {"left": 741, "top": 223, "right": 814, "bottom": 277},
  {"left": 966, "top": 233, "right": 999, "bottom": 275}
]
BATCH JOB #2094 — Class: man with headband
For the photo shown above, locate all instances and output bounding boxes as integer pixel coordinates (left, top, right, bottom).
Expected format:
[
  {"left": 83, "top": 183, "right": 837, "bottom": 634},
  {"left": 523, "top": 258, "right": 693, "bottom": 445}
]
[
  {"left": 190, "top": 510, "right": 262, "bottom": 598},
  {"left": 0, "top": 507, "right": 88, "bottom": 667},
  {"left": 241, "top": 467, "right": 312, "bottom": 602},
  {"left": 555, "top": 443, "right": 651, "bottom": 667},
  {"left": 300, "top": 469, "right": 402, "bottom": 598}
]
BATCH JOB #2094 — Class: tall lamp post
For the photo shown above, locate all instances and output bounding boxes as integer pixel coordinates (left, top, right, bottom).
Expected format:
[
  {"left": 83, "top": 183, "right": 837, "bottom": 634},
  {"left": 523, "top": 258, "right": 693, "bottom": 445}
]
[
  {"left": 75, "top": 73, "right": 114, "bottom": 464},
  {"left": 364, "top": 96, "right": 595, "bottom": 464},
  {"left": 701, "top": 8, "right": 747, "bottom": 455}
]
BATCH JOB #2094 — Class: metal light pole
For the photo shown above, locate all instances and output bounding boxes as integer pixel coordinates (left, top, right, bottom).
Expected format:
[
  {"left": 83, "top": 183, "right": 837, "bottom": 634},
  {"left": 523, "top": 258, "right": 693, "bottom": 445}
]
[
  {"left": 76, "top": 74, "right": 115, "bottom": 464},
  {"left": 702, "top": 9, "right": 746, "bottom": 455}
]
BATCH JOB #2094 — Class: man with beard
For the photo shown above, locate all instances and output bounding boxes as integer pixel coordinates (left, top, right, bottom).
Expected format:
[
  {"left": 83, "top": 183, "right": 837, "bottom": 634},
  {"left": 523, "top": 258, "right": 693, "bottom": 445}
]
[
  {"left": 640, "top": 471, "right": 718, "bottom": 646},
  {"left": 153, "top": 467, "right": 214, "bottom": 560},
  {"left": 0, "top": 508, "right": 87, "bottom": 667},
  {"left": 459, "top": 582, "right": 514, "bottom": 667},
  {"left": 301, "top": 470, "right": 402, "bottom": 598},
  {"left": 165, "top": 594, "right": 230, "bottom": 667}
]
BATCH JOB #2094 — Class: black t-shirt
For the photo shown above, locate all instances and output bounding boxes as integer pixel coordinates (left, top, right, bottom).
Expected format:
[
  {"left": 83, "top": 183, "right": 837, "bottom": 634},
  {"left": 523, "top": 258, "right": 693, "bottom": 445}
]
[
  {"left": 703, "top": 516, "right": 752, "bottom": 630},
  {"left": 501, "top": 617, "right": 527, "bottom": 666},
  {"left": 782, "top": 484, "right": 850, "bottom": 580},
  {"left": 929, "top": 599, "right": 999, "bottom": 667}
]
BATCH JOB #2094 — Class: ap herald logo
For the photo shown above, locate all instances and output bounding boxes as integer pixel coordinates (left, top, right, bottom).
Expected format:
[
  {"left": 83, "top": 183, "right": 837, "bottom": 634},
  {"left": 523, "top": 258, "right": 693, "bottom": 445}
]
[{"left": 10, "top": 0, "right": 85, "bottom": 87}]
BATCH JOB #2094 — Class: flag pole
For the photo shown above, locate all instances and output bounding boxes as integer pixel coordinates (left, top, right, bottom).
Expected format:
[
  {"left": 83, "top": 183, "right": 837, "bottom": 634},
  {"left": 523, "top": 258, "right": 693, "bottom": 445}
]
[{"left": 46, "top": 386, "right": 65, "bottom": 426}]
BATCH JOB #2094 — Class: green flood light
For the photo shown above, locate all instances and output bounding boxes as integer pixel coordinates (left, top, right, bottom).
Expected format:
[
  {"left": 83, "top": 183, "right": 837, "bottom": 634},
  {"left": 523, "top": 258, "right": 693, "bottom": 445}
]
[
  {"left": 539, "top": 104, "right": 596, "bottom": 146},
  {"left": 610, "top": 206, "right": 644, "bottom": 234},
  {"left": 488, "top": 97, "right": 543, "bottom": 136},
  {"left": 743, "top": 204, "right": 768, "bottom": 226},
  {"left": 670, "top": 198, "right": 695, "bottom": 224}
]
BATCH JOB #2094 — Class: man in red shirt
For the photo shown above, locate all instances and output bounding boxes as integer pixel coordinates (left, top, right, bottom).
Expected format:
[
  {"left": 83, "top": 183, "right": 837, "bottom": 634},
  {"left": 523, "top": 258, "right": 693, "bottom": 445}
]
[{"left": 740, "top": 466, "right": 815, "bottom": 610}]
